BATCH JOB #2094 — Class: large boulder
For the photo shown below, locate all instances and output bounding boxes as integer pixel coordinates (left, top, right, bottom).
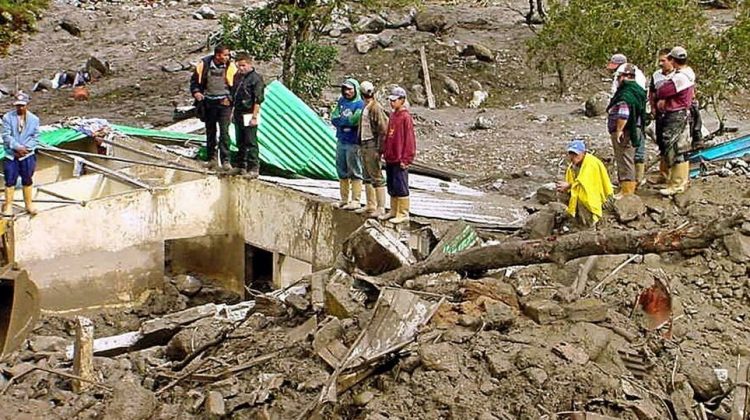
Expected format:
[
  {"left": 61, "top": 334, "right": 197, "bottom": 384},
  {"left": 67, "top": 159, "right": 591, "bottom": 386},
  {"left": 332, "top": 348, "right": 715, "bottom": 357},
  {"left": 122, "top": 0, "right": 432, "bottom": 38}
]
[
  {"left": 354, "top": 34, "right": 379, "bottom": 54},
  {"left": 585, "top": 91, "right": 611, "bottom": 117},
  {"left": 354, "top": 15, "right": 386, "bottom": 33},
  {"left": 415, "top": 10, "right": 452, "bottom": 33},
  {"left": 460, "top": 43, "right": 494, "bottom": 62}
]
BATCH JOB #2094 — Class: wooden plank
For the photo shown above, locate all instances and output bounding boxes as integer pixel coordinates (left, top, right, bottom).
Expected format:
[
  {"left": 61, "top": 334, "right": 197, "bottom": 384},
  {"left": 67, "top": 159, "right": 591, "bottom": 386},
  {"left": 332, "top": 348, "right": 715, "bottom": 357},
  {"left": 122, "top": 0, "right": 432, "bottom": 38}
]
[
  {"left": 419, "top": 46, "right": 436, "bottom": 109},
  {"left": 730, "top": 359, "right": 749, "bottom": 420}
]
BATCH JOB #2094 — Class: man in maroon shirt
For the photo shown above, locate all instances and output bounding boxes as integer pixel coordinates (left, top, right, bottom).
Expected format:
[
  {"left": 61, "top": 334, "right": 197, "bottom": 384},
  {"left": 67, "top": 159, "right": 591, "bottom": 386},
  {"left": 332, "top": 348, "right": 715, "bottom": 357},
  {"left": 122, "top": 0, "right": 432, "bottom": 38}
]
[
  {"left": 378, "top": 86, "right": 416, "bottom": 224},
  {"left": 655, "top": 46, "right": 695, "bottom": 196}
]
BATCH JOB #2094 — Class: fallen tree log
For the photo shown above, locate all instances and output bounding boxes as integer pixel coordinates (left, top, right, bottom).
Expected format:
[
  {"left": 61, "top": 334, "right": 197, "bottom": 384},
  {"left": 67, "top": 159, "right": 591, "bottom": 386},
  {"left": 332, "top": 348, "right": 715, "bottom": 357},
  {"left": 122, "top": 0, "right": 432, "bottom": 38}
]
[{"left": 380, "top": 213, "right": 747, "bottom": 285}]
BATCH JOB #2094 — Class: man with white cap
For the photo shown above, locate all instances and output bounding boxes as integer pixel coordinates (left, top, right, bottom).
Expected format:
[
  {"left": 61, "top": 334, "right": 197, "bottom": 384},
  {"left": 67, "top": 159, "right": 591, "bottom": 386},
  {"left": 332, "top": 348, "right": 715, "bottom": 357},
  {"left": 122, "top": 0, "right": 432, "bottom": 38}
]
[
  {"left": 655, "top": 46, "right": 695, "bottom": 196},
  {"left": 557, "top": 139, "right": 613, "bottom": 227},
  {"left": 608, "top": 53, "right": 648, "bottom": 184},
  {"left": 607, "top": 53, "right": 647, "bottom": 94},
  {"left": 356, "top": 81, "right": 389, "bottom": 217},
  {"left": 379, "top": 86, "right": 416, "bottom": 224},
  {"left": 1, "top": 92, "right": 40, "bottom": 216}
]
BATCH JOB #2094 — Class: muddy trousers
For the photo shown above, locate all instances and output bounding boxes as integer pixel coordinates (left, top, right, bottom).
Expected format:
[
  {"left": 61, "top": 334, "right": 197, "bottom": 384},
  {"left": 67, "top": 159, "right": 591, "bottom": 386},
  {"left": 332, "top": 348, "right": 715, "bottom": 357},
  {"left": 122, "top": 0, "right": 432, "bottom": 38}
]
[
  {"left": 204, "top": 99, "right": 232, "bottom": 164},
  {"left": 233, "top": 114, "right": 259, "bottom": 170},
  {"left": 610, "top": 132, "right": 636, "bottom": 182},
  {"left": 360, "top": 141, "right": 385, "bottom": 188}
]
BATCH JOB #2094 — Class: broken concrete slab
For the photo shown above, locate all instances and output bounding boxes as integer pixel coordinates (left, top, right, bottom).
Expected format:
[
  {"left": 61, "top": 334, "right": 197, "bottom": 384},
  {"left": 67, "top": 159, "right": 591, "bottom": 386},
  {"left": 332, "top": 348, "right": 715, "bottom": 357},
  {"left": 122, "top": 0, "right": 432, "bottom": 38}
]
[
  {"left": 285, "top": 293, "right": 310, "bottom": 313},
  {"left": 312, "top": 317, "right": 348, "bottom": 368},
  {"left": 723, "top": 232, "right": 750, "bottom": 263},
  {"left": 564, "top": 298, "right": 609, "bottom": 323},
  {"left": 342, "top": 220, "right": 416, "bottom": 275},
  {"left": 683, "top": 364, "right": 726, "bottom": 401},
  {"left": 165, "top": 318, "right": 230, "bottom": 361},
  {"left": 522, "top": 299, "right": 564, "bottom": 325},
  {"left": 140, "top": 303, "right": 217, "bottom": 337},
  {"left": 287, "top": 317, "right": 317, "bottom": 344},
  {"left": 427, "top": 221, "right": 481, "bottom": 262},
  {"left": 614, "top": 195, "right": 646, "bottom": 223},
  {"left": 324, "top": 270, "right": 363, "bottom": 319},
  {"left": 306, "top": 269, "right": 329, "bottom": 312}
]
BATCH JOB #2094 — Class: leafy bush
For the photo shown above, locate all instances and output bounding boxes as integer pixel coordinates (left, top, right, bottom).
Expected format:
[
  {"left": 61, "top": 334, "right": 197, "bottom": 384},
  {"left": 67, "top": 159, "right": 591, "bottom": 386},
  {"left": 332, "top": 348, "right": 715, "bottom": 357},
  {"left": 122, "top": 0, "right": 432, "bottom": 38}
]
[
  {"left": 0, "top": 0, "right": 48, "bottom": 55},
  {"left": 527, "top": 0, "right": 750, "bottom": 126}
]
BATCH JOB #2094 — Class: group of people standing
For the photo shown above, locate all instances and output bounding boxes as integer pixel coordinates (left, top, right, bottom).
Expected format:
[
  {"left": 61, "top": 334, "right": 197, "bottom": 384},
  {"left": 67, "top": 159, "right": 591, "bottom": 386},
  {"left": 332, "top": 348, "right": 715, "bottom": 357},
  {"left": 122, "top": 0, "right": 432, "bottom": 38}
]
[
  {"left": 559, "top": 46, "right": 699, "bottom": 227},
  {"left": 604, "top": 46, "right": 698, "bottom": 198},
  {"left": 190, "top": 46, "right": 266, "bottom": 178},
  {"left": 190, "top": 46, "right": 417, "bottom": 224},
  {"left": 330, "top": 80, "right": 416, "bottom": 224}
]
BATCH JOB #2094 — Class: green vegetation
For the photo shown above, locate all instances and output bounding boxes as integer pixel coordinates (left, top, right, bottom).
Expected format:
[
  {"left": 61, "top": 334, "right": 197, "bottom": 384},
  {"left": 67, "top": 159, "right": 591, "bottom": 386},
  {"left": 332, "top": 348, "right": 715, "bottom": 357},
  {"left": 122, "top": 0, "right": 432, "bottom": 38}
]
[
  {"left": 527, "top": 0, "right": 750, "bottom": 129},
  {"left": 219, "top": 0, "right": 417, "bottom": 100},
  {"left": 0, "top": 0, "right": 48, "bottom": 55}
]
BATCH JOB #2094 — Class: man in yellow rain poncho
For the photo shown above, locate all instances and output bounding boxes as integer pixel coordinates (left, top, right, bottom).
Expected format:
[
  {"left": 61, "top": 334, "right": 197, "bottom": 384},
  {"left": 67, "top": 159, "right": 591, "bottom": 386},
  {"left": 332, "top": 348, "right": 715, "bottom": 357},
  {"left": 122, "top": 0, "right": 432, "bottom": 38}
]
[{"left": 556, "top": 139, "right": 614, "bottom": 227}]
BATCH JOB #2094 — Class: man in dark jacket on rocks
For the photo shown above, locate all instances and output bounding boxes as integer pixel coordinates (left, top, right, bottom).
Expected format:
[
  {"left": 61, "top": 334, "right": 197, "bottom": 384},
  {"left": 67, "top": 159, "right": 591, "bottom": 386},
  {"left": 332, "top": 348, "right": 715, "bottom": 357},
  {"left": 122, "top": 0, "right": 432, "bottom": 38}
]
[
  {"left": 190, "top": 45, "right": 237, "bottom": 171},
  {"left": 230, "top": 53, "right": 265, "bottom": 178}
]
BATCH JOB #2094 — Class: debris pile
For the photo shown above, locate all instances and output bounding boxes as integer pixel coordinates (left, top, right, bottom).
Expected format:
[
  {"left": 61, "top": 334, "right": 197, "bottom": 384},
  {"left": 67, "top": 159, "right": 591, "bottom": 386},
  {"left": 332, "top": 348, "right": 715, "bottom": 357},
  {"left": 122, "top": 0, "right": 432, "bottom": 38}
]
[{"left": 1, "top": 208, "right": 749, "bottom": 419}]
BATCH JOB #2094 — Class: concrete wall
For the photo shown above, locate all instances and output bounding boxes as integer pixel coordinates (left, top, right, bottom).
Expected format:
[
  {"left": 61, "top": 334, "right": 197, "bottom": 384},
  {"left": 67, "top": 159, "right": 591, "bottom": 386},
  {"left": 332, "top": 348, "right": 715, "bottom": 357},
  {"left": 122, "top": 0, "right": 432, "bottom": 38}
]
[{"left": 14, "top": 176, "right": 363, "bottom": 311}]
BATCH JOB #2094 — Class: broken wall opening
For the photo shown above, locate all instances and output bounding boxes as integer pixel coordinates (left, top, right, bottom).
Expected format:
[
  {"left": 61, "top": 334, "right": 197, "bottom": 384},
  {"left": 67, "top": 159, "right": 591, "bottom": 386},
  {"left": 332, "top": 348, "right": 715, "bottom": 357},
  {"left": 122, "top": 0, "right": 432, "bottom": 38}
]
[
  {"left": 244, "top": 245, "right": 313, "bottom": 293},
  {"left": 165, "top": 235, "right": 244, "bottom": 296},
  {"left": 245, "top": 244, "right": 273, "bottom": 293}
]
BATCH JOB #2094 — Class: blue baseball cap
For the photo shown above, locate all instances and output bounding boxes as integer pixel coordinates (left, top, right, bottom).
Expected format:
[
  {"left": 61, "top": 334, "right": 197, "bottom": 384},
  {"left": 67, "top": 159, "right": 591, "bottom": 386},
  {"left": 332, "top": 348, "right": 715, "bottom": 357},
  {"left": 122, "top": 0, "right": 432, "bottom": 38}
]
[{"left": 567, "top": 139, "right": 586, "bottom": 155}]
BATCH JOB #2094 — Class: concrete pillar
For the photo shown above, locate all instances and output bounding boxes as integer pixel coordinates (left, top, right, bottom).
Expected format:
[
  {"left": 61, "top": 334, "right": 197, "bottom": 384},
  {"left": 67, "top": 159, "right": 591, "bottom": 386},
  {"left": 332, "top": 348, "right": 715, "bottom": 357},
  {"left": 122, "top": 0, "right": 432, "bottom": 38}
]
[{"left": 73, "top": 316, "right": 94, "bottom": 393}]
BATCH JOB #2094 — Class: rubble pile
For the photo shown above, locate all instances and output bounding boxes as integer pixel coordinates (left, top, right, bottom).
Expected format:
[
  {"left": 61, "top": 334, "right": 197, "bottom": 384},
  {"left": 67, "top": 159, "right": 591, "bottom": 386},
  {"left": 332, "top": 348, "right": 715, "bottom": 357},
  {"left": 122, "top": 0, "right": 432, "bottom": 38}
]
[{"left": 1, "top": 206, "right": 749, "bottom": 419}]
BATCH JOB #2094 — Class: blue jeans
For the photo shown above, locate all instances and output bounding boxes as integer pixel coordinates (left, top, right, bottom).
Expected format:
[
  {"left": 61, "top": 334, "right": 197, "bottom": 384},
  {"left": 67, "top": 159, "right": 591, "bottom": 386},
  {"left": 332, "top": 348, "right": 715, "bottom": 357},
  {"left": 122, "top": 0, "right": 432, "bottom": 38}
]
[
  {"left": 336, "top": 142, "right": 363, "bottom": 180},
  {"left": 635, "top": 128, "right": 646, "bottom": 164},
  {"left": 4, "top": 154, "right": 36, "bottom": 187}
]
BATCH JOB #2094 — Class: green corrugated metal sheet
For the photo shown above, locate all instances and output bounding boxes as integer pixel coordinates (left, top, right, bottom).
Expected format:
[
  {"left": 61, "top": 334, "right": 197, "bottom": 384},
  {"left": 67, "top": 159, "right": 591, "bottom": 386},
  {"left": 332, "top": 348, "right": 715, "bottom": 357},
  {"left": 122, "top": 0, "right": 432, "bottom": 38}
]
[{"left": 255, "top": 80, "right": 337, "bottom": 180}]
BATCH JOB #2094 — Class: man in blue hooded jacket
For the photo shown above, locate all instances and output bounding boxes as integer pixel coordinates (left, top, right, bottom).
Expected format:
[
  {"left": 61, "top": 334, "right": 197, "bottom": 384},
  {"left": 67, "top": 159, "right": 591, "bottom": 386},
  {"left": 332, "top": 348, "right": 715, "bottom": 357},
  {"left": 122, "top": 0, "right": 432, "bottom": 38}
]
[
  {"left": 1, "top": 92, "right": 40, "bottom": 216},
  {"left": 331, "top": 79, "right": 365, "bottom": 210}
]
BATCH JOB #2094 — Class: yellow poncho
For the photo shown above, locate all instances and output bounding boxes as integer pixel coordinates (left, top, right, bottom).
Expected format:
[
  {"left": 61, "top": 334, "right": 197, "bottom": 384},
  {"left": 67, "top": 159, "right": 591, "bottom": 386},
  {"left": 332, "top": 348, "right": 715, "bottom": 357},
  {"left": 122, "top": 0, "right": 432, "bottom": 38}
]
[{"left": 565, "top": 153, "right": 614, "bottom": 222}]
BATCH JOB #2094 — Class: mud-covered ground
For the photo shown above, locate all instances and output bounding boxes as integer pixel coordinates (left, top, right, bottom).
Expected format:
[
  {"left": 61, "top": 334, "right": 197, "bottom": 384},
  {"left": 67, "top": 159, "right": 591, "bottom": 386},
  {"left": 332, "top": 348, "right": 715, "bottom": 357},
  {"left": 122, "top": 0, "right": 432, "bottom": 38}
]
[{"left": 1, "top": 0, "right": 750, "bottom": 419}]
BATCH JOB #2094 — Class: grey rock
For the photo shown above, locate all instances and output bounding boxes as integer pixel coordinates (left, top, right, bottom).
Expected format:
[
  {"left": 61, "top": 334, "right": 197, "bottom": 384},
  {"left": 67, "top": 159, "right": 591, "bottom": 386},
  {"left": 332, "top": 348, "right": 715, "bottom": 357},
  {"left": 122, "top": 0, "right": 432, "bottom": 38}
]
[
  {"left": 87, "top": 55, "right": 111, "bottom": 77},
  {"left": 354, "top": 15, "right": 386, "bottom": 33},
  {"left": 410, "top": 85, "right": 426, "bottom": 106},
  {"left": 376, "top": 30, "right": 396, "bottom": 48},
  {"left": 442, "top": 76, "right": 460, "bottom": 95},
  {"left": 460, "top": 43, "right": 494, "bottom": 62},
  {"left": 468, "top": 90, "right": 488, "bottom": 109},
  {"left": 585, "top": 92, "right": 611, "bottom": 117},
  {"left": 329, "top": 28, "right": 342, "bottom": 38},
  {"left": 29, "top": 335, "right": 69, "bottom": 353},
  {"left": 195, "top": 5, "right": 217, "bottom": 19},
  {"left": 483, "top": 301, "right": 517, "bottom": 331},
  {"left": 420, "top": 342, "right": 459, "bottom": 372},
  {"left": 723, "top": 233, "right": 750, "bottom": 263},
  {"left": 354, "top": 34, "right": 379, "bottom": 54},
  {"left": 205, "top": 391, "right": 226, "bottom": 419},
  {"left": 353, "top": 390, "right": 375, "bottom": 406},
  {"left": 0, "top": 83, "right": 9, "bottom": 96},
  {"left": 382, "top": 9, "right": 416, "bottom": 29},
  {"left": 174, "top": 274, "right": 202, "bottom": 296},
  {"left": 524, "top": 367, "right": 548, "bottom": 386},
  {"left": 472, "top": 116, "right": 493, "bottom": 130},
  {"left": 103, "top": 378, "right": 157, "bottom": 420},
  {"left": 485, "top": 351, "right": 514, "bottom": 379},
  {"left": 684, "top": 365, "right": 725, "bottom": 401},
  {"left": 59, "top": 18, "right": 82, "bottom": 37},
  {"left": 415, "top": 10, "right": 452, "bottom": 33},
  {"left": 614, "top": 195, "right": 646, "bottom": 223}
]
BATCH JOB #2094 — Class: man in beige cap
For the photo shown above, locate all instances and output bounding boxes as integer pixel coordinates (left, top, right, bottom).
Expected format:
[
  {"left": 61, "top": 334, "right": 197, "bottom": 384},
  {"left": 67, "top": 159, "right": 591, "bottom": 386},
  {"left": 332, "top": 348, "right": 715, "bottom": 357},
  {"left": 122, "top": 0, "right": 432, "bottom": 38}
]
[
  {"left": 356, "top": 81, "right": 389, "bottom": 217},
  {"left": 1, "top": 92, "right": 40, "bottom": 216}
]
